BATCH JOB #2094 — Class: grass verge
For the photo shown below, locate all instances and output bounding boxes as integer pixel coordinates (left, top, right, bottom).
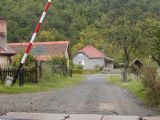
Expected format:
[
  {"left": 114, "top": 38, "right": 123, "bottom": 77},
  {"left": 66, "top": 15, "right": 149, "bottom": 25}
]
[
  {"left": 0, "top": 74, "right": 84, "bottom": 94},
  {"left": 107, "top": 75, "right": 148, "bottom": 103}
]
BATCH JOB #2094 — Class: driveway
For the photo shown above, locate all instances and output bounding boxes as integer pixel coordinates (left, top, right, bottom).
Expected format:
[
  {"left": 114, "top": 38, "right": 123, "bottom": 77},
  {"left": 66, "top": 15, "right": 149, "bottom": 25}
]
[{"left": 0, "top": 74, "right": 159, "bottom": 116}]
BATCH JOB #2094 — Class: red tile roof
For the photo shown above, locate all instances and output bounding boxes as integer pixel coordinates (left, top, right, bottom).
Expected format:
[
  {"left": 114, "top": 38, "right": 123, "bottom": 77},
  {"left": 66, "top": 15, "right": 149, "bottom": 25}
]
[
  {"left": 78, "top": 45, "right": 113, "bottom": 60},
  {"left": 79, "top": 45, "right": 105, "bottom": 58},
  {"left": 8, "top": 41, "right": 70, "bottom": 61},
  {"left": 0, "top": 45, "right": 16, "bottom": 55}
]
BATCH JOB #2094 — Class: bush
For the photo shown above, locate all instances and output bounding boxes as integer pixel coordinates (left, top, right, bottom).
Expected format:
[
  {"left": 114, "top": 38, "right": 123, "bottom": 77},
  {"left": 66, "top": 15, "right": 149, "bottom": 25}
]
[
  {"left": 94, "top": 65, "right": 103, "bottom": 72},
  {"left": 72, "top": 64, "right": 83, "bottom": 74},
  {"left": 72, "top": 69, "right": 83, "bottom": 74},
  {"left": 72, "top": 64, "right": 103, "bottom": 74},
  {"left": 141, "top": 64, "right": 160, "bottom": 107},
  {"left": 11, "top": 51, "right": 35, "bottom": 68},
  {"left": 141, "top": 65, "right": 157, "bottom": 88},
  {"left": 73, "top": 64, "right": 83, "bottom": 70},
  {"left": 47, "top": 56, "right": 68, "bottom": 76}
]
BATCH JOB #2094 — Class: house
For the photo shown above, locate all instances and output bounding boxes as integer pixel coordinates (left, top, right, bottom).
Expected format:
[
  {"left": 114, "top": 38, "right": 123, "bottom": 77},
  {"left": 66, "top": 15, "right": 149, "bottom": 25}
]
[
  {"left": 0, "top": 18, "right": 16, "bottom": 67},
  {"left": 73, "top": 45, "right": 113, "bottom": 70},
  {"left": 8, "top": 41, "right": 71, "bottom": 68}
]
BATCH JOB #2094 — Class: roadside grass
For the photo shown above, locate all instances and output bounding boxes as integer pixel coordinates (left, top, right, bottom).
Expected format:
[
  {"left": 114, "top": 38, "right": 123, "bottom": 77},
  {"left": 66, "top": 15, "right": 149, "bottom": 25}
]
[
  {"left": 0, "top": 74, "right": 84, "bottom": 94},
  {"left": 107, "top": 75, "right": 148, "bottom": 103}
]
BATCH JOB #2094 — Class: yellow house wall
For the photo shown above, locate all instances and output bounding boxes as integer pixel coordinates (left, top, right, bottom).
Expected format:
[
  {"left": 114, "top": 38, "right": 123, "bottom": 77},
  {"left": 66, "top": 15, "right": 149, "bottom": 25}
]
[
  {"left": 65, "top": 51, "right": 70, "bottom": 70},
  {"left": 0, "top": 55, "right": 9, "bottom": 67}
]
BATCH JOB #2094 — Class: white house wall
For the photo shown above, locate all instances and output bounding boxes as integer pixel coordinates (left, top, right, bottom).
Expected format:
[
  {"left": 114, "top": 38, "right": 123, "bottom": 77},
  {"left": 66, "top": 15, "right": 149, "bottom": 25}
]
[{"left": 73, "top": 53, "right": 105, "bottom": 70}]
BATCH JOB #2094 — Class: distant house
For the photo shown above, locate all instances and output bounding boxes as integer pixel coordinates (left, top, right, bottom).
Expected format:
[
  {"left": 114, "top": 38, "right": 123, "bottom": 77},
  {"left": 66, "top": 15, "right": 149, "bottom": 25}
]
[
  {"left": 0, "top": 18, "right": 16, "bottom": 67},
  {"left": 8, "top": 41, "right": 71, "bottom": 68},
  {"left": 73, "top": 45, "right": 113, "bottom": 70}
]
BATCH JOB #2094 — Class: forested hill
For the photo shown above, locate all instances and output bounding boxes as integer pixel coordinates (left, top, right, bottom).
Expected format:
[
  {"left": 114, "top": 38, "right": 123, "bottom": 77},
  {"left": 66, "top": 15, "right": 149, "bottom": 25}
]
[{"left": 0, "top": 0, "right": 160, "bottom": 59}]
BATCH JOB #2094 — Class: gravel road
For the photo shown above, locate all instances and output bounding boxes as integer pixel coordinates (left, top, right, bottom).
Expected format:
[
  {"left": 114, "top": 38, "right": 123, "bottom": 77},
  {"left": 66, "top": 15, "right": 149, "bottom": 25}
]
[{"left": 0, "top": 74, "right": 159, "bottom": 116}]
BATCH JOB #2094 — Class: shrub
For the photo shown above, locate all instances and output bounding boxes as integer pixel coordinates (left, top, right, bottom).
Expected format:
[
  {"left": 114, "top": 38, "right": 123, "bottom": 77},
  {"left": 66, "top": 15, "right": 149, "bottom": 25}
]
[
  {"left": 141, "top": 65, "right": 157, "bottom": 88},
  {"left": 11, "top": 51, "right": 35, "bottom": 68},
  {"left": 72, "top": 64, "right": 83, "bottom": 74},
  {"left": 141, "top": 64, "right": 160, "bottom": 107},
  {"left": 73, "top": 64, "right": 83, "bottom": 70},
  {"left": 47, "top": 56, "right": 68, "bottom": 76},
  {"left": 94, "top": 65, "right": 103, "bottom": 72},
  {"left": 72, "top": 64, "right": 104, "bottom": 74},
  {"left": 72, "top": 69, "right": 83, "bottom": 74}
]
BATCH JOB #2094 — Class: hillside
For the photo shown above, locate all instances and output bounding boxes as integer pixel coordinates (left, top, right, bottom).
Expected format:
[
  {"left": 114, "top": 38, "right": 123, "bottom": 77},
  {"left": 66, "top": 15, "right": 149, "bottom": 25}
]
[{"left": 0, "top": 0, "right": 160, "bottom": 60}]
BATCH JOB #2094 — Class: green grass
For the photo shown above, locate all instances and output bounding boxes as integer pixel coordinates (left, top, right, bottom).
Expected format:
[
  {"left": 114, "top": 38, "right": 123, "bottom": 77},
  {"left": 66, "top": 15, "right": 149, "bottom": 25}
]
[
  {"left": 0, "top": 74, "right": 84, "bottom": 94},
  {"left": 107, "top": 75, "right": 148, "bottom": 103}
]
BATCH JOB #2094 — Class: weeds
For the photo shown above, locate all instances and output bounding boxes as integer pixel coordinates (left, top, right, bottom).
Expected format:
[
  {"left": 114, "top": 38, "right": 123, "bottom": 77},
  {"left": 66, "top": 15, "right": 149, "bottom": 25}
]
[{"left": 141, "top": 64, "right": 160, "bottom": 108}]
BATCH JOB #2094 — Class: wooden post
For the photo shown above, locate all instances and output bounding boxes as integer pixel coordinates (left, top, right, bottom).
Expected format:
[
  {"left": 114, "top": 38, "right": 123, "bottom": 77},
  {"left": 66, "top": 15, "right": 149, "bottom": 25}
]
[
  {"left": 19, "top": 68, "right": 24, "bottom": 86},
  {"left": 40, "top": 61, "right": 42, "bottom": 77},
  {"left": 35, "top": 67, "right": 38, "bottom": 83}
]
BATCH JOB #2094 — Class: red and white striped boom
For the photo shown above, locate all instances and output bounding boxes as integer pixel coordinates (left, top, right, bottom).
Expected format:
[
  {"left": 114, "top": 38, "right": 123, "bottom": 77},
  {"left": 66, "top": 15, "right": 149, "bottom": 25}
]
[{"left": 12, "top": 0, "right": 52, "bottom": 84}]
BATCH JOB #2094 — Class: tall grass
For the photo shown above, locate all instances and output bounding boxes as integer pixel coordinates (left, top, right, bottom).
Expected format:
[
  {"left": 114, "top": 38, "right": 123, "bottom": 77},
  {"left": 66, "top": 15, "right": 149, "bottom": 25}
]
[
  {"left": 107, "top": 69, "right": 160, "bottom": 111},
  {"left": 141, "top": 65, "right": 160, "bottom": 109},
  {"left": 107, "top": 75, "right": 147, "bottom": 102}
]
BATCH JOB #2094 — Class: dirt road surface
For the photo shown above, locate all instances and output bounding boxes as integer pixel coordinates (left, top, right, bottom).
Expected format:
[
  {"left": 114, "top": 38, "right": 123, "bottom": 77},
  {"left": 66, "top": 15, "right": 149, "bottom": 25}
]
[{"left": 0, "top": 74, "right": 159, "bottom": 116}]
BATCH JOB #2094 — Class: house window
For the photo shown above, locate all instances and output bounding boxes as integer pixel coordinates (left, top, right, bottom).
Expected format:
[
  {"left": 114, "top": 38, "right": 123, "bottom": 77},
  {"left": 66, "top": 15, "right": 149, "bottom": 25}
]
[
  {"left": 78, "top": 60, "right": 84, "bottom": 65},
  {"left": 92, "top": 60, "right": 98, "bottom": 65}
]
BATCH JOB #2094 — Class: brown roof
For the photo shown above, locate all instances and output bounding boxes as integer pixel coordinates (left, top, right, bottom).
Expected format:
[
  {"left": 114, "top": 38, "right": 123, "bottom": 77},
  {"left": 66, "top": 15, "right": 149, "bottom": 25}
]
[
  {"left": 8, "top": 41, "right": 70, "bottom": 61},
  {"left": 78, "top": 45, "right": 113, "bottom": 61},
  {"left": 130, "top": 58, "right": 143, "bottom": 66},
  {"left": 0, "top": 45, "right": 16, "bottom": 55}
]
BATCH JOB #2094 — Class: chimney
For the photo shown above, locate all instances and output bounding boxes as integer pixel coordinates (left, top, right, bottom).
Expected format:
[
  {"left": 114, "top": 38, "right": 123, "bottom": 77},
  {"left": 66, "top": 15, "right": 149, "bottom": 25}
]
[{"left": 0, "top": 18, "right": 7, "bottom": 47}]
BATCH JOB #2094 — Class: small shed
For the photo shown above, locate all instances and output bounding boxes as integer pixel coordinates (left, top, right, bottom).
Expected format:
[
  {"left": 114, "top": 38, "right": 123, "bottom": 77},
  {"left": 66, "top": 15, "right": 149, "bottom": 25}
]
[
  {"left": 131, "top": 59, "right": 143, "bottom": 69},
  {"left": 130, "top": 59, "right": 143, "bottom": 74}
]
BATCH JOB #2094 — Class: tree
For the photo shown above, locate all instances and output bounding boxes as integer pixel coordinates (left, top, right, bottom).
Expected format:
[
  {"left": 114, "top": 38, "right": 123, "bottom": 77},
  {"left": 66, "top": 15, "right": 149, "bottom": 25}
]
[
  {"left": 37, "top": 31, "right": 55, "bottom": 41},
  {"left": 1, "top": 0, "right": 160, "bottom": 63},
  {"left": 79, "top": 25, "right": 107, "bottom": 49},
  {"left": 152, "top": 29, "right": 160, "bottom": 66},
  {"left": 110, "top": 19, "right": 142, "bottom": 81},
  {"left": 71, "top": 43, "right": 84, "bottom": 55},
  {"left": 141, "top": 19, "right": 160, "bottom": 66}
]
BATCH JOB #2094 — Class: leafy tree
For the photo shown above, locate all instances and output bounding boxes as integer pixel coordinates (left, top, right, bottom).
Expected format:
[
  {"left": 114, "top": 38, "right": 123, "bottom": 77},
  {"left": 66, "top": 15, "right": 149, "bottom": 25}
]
[
  {"left": 37, "top": 31, "right": 55, "bottom": 41},
  {"left": 71, "top": 43, "right": 85, "bottom": 55},
  {"left": 140, "top": 19, "right": 160, "bottom": 66},
  {"left": 152, "top": 30, "right": 160, "bottom": 66},
  {"left": 110, "top": 19, "right": 143, "bottom": 81}
]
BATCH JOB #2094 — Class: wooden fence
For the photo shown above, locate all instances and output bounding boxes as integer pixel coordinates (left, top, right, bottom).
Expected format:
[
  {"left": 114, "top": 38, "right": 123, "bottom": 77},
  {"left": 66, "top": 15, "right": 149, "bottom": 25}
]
[{"left": 0, "top": 67, "right": 38, "bottom": 84}]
